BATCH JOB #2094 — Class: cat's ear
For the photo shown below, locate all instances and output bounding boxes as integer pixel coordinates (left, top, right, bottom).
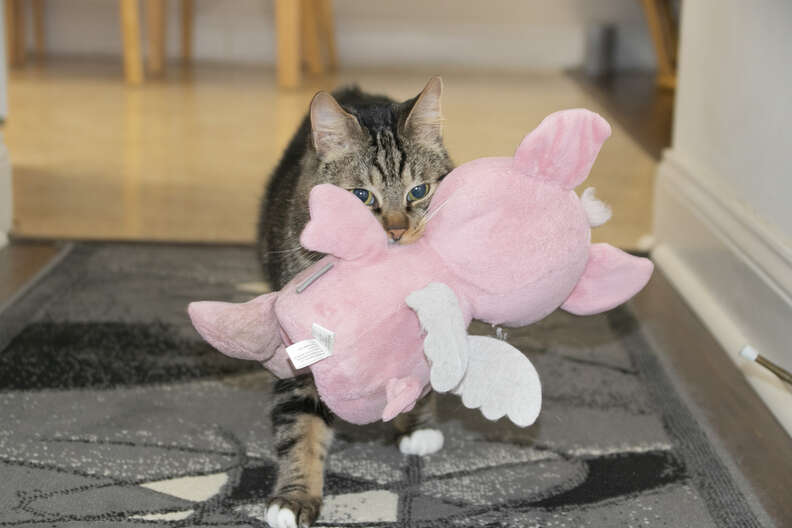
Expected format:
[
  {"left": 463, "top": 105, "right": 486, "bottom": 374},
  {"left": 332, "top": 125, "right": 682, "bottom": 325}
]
[
  {"left": 511, "top": 109, "right": 611, "bottom": 190},
  {"left": 310, "top": 91, "right": 365, "bottom": 161},
  {"left": 403, "top": 76, "right": 444, "bottom": 147}
]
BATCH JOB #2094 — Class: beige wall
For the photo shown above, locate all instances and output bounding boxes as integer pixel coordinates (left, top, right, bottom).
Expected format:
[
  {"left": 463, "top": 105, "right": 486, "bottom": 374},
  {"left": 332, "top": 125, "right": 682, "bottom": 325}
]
[{"left": 30, "top": 0, "right": 654, "bottom": 71}]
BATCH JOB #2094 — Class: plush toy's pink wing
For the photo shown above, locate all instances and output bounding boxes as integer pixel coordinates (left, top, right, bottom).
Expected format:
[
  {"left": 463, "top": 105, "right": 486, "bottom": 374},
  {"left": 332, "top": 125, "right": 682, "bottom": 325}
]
[
  {"left": 560, "top": 243, "right": 654, "bottom": 315},
  {"left": 189, "top": 293, "right": 286, "bottom": 365},
  {"left": 511, "top": 109, "right": 611, "bottom": 190},
  {"left": 300, "top": 184, "right": 387, "bottom": 261}
]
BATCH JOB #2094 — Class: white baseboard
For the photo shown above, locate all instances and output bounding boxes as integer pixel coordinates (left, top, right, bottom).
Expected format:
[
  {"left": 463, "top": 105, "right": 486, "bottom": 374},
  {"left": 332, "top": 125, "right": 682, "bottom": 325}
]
[{"left": 652, "top": 150, "right": 792, "bottom": 438}]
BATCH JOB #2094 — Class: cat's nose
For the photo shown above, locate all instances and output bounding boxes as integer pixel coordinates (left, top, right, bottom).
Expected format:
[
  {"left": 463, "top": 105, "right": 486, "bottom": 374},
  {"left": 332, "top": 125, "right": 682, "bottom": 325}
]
[{"left": 388, "top": 228, "right": 407, "bottom": 241}]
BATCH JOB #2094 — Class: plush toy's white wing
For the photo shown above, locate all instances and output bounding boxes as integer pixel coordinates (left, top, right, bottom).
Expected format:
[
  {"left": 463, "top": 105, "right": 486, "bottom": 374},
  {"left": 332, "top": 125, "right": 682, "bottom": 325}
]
[
  {"left": 455, "top": 336, "right": 542, "bottom": 427},
  {"left": 406, "top": 282, "right": 541, "bottom": 427},
  {"left": 405, "top": 282, "right": 468, "bottom": 393}
]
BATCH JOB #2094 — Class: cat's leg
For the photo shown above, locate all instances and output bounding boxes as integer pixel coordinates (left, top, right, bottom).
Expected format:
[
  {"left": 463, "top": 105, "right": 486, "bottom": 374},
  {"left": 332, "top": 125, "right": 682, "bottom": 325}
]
[
  {"left": 393, "top": 392, "right": 444, "bottom": 456},
  {"left": 267, "top": 375, "right": 333, "bottom": 528}
]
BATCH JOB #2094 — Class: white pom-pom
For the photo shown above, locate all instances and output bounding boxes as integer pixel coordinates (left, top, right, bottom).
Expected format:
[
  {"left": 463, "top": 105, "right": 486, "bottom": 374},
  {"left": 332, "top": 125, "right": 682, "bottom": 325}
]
[{"left": 581, "top": 187, "right": 612, "bottom": 227}]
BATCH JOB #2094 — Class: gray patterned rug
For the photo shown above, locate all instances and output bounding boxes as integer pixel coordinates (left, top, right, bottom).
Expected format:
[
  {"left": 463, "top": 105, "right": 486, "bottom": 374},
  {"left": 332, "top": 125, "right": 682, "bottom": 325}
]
[{"left": 0, "top": 243, "right": 772, "bottom": 527}]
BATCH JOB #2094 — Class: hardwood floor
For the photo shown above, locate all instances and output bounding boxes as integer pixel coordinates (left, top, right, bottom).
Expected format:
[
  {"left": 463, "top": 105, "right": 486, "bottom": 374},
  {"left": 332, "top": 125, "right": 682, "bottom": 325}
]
[
  {"left": 631, "top": 271, "right": 792, "bottom": 526},
  {"left": 0, "top": 241, "right": 60, "bottom": 307},
  {"left": 5, "top": 58, "right": 656, "bottom": 249},
  {"left": 569, "top": 70, "right": 674, "bottom": 161}
]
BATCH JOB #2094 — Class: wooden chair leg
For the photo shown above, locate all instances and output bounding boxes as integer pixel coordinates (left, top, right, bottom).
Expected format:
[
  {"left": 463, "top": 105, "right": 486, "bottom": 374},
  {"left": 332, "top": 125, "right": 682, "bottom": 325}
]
[
  {"left": 5, "top": 0, "right": 26, "bottom": 67},
  {"left": 32, "top": 0, "right": 44, "bottom": 59},
  {"left": 180, "top": 0, "right": 193, "bottom": 63},
  {"left": 300, "top": 0, "right": 323, "bottom": 75},
  {"left": 119, "top": 0, "right": 144, "bottom": 85},
  {"left": 275, "top": 0, "right": 301, "bottom": 88},
  {"left": 316, "top": 0, "right": 337, "bottom": 70},
  {"left": 13, "top": 0, "right": 25, "bottom": 65},
  {"left": 641, "top": 0, "right": 676, "bottom": 90},
  {"left": 4, "top": 0, "right": 17, "bottom": 67},
  {"left": 657, "top": 0, "right": 677, "bottom": 66},
  {"left": 146, "top": 0, "right": 166, "bottom": 75}
]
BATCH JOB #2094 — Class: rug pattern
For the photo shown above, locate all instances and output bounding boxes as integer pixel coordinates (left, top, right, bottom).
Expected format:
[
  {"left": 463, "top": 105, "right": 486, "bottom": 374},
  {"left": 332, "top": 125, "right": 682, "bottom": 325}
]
[{"left": 0, "top": 244, "right": 770, "bottom": 527}]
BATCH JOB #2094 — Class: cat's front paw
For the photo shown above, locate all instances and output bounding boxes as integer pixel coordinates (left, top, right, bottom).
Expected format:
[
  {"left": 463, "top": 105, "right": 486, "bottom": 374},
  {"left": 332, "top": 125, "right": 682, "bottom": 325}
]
[
  {"left": 266, "top": 492, "right": 321, "bottom": 528},
  {"left": 399, "top": 428, "right": 444, "bottom": 456}
]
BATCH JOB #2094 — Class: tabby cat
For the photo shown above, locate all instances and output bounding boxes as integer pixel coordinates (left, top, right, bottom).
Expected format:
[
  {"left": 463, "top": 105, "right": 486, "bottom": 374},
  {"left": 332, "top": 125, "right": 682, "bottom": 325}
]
[{"left": 257, "top": 77, "right": 453, "bottom": 528}]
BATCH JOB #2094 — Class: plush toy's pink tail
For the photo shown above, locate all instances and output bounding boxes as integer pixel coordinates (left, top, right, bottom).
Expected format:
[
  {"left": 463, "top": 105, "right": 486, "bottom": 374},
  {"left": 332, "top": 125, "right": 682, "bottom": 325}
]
[
  {"left": 382, "top": 376, "right": 424, "bottom": 422},
  {"left": 188, "top": 293, "right": 282, "bottom": 362}
]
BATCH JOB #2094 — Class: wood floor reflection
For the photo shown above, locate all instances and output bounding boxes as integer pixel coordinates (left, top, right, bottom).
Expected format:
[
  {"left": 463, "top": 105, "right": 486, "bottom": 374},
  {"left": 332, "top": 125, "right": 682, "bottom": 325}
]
[{"left": 5, "top": 59, "right": 657, "bottom": 248}]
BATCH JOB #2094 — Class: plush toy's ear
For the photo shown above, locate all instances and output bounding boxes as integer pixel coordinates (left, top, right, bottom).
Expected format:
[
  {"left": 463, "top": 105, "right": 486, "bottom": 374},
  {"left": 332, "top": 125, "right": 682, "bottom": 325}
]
[
  {"left": 561, "top": 243, "right": 653, "bottom": 316},
  {"left": 511, "top": 109, "right": 611, "bottom": 190},
  {"left": 188, "top": 293, "right": 283, "bottom": 363},
  {"left": 300, "top": 184, "right": 388, "bottom": 261}
]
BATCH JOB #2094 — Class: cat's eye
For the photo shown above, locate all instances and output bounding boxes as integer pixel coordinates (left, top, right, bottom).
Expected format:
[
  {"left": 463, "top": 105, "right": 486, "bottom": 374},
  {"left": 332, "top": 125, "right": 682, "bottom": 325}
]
[
  {"left": 352, "top": 188, "right": 375, "bottom": 206},
  {"left": 407, "top": 184, "right": 429, "bottom": 202}
]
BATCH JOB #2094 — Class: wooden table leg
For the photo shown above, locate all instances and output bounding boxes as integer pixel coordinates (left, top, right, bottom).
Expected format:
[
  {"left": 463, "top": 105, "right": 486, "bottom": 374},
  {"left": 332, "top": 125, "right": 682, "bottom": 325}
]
[
  {"left": 301, "top": 0, "right": 323, "bottom": 75},
  {"left": 119, "top": 0, "right": 144, "bottom": 84},
  {"left": 5, "top": 0, "right": 26, "bottom": 67},
  {"left": 275, "top": 0, "right": 301, "bottom": 89},
  {"left": 4, "top": 0, "right": 18, "bottom": 68},
  {"left": 641, "top": 0, "right": 677, "bottom": 90},
  {"left": 32, "top": 0, "right": 44, "bottom": 59},
  {"left": 180, "top": 0, "right": 193, "bottom": 63},
  {"left": 13, "top": 0, "right": 24, "bottom": 65},
  {"left": 316, "top": 0, "right": 337, "bottom": 70},
  {"left": 146, "top": 0, "right": 166, "bottom": 75}
]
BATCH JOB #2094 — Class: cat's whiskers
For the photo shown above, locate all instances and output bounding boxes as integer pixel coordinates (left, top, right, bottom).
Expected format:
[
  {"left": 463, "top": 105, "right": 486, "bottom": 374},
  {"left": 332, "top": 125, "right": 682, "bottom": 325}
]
[
  {"left": 259, "top": 246, "right": 320, "bottom": 265},
  {"left": 261, "top": 246, "right": 310, "bottom": 256},
  {"left": 417, "top": 197, "right": 452, "bottom": 230}
]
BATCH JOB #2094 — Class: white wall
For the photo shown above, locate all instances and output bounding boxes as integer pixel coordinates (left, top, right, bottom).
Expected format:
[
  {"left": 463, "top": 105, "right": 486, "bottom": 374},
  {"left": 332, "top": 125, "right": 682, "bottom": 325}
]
[
  {"left": 653, "top": 0, "right": 792, "bottom": 436},
  {"left": 672, "top": 1, "right": 792, "bottom": 238},
  {"left": 28, "top": 0, "right": 655, "bottom": 71}
]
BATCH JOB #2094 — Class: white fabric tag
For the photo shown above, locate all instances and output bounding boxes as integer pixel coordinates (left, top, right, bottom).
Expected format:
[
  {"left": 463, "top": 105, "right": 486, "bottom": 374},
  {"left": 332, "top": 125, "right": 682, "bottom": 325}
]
[
  {"left": 286, "top": 339, "right": 331, "bottom": 369},
  {"left": 312, "top": 323, "right": 335, "bottom": 352},
  {"left": 285, "top": 323, "right": 335, "bottom": 369}
]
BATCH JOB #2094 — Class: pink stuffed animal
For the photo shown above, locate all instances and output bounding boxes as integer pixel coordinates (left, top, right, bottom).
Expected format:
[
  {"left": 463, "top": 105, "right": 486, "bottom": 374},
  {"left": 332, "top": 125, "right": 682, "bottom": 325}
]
[{"left": 189, "top": 109, "right": 653, "bottom": 427}]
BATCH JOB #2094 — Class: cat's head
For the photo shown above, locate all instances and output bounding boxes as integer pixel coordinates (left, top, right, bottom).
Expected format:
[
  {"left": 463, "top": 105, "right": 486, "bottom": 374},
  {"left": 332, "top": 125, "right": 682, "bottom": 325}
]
[{"left": 309, "top": 77, "right": 453, "bottom": 244}]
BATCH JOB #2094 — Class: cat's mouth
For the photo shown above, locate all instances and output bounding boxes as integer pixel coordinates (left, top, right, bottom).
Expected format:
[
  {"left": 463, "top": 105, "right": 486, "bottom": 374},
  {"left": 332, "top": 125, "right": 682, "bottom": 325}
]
[
  {"left": 396, "top": 225, "right": 426, "bottom": 245},
  {"left": 382, "top": 211, "right": 426, "bottom": 245},
  {"left": 382, "top": 222, "right": 426, "bottom": 245}
]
